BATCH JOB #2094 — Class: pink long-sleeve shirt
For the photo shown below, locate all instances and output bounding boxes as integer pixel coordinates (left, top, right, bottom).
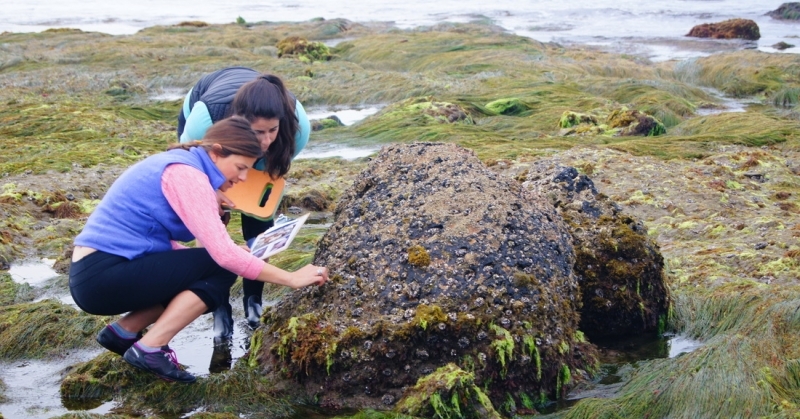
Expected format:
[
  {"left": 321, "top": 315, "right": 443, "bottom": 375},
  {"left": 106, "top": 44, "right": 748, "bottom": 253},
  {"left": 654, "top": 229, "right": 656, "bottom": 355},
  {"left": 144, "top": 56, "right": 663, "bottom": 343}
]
[{"left": 161, "top": 164, "right": 266, "bottom": 280}]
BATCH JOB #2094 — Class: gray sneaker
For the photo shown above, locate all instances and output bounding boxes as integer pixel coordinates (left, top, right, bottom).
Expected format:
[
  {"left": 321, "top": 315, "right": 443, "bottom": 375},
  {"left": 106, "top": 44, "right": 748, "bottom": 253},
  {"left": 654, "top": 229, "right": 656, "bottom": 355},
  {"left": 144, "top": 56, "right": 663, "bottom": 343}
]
[
  {"left": 96, "top": 325, "right": 142, "bottom": 356},
  {"left": 123, "top": 343, "right": 196, "bottom": 383}
]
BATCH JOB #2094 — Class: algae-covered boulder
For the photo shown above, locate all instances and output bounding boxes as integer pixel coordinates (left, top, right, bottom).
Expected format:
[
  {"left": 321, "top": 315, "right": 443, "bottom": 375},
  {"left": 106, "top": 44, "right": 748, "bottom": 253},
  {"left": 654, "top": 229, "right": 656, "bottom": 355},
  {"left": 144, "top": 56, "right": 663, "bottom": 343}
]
[
  {"left": 607, "top": 108, "right": 666, "bottom": 137},
  {"left": 687, "top": 18, "right": 761, "bottom": 40},
  {"left": 380, "top": 97, "right": 474, "bottom": 125},
  {"left": 311, "top": 115, "right": 345, "bottom": 131},
  {"left": 485, "top": 98, "right": 529, "bottom": 116},
  {"left": 558, "top": 108, "right": 665, "bottom": 137},
  {"left": 276, "top": 36, "right": 332, "bottom": 63},
  {"left": 767, "top": 3, "right": 800, "bottom": 20},
  {"left": 253, "top": 143, "right": 597, "bottom": 415},
  {"left": 524, "top": 165, "right": 671, "bottom": 339}
]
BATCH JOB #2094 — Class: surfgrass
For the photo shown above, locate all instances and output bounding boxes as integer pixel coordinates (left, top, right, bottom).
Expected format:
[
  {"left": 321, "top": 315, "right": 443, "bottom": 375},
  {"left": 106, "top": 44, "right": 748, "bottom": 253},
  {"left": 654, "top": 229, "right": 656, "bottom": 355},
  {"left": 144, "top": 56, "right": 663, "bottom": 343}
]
[
  {"left": 670, "top": 51, "right": 799, "bottom": 98},
  {"left": 554, "top": 283, "right": 800, "bottom": 419},
  {"left": 0, "top": 300, "right": 108, "bottom": 359}
]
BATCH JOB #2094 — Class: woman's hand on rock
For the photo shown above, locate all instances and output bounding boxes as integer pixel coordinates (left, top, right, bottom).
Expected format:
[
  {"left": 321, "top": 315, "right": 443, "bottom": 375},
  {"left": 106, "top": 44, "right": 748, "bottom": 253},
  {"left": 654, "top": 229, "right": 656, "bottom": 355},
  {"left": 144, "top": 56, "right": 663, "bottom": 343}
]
[{"left": 291, "top": 264, "right": 328, "bottom": 288}]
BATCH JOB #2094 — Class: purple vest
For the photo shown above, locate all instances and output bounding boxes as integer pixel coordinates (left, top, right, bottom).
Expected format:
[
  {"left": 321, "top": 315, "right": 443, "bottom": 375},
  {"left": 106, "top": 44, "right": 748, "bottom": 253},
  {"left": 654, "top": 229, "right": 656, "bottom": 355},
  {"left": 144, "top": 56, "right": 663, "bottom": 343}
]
[{"left": 74, "top": 147, "right": 225, "bottom": 259}]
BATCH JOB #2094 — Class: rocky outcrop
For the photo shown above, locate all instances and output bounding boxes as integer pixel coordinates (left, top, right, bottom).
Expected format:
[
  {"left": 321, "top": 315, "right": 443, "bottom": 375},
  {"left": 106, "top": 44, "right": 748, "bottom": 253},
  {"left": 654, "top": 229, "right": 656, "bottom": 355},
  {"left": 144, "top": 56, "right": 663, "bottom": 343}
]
[
  {"left": 686, "top": 18, "right": 760, "bottom": 41},
  {"left": 310, "top": 115, "right": 344, "bottom": 131},
  {"left": 276, "top": 36, "right": 332, "bottom": 62},
  {"left": 773, "top": 41, "right": 795, "bottom": 51},
  {"left": 523, "top": 164, "right": 671, "bottom": 339},
  {"left": 252, "top": 143, "right": 597, "bottom": 415},
  {"left": 767, "top": 3, "right": 800, "bottom": 20}
]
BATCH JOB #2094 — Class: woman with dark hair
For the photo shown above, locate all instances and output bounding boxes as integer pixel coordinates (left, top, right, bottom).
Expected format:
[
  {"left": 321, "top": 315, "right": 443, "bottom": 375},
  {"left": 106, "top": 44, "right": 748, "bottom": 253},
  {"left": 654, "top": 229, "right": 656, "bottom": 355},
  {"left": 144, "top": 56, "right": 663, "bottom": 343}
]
[
  {"left": 178, "top": 67, "right": 312, "bottom": 339},
  {"left": 69, "top": 116, "right": 327, "bottom": 383}
]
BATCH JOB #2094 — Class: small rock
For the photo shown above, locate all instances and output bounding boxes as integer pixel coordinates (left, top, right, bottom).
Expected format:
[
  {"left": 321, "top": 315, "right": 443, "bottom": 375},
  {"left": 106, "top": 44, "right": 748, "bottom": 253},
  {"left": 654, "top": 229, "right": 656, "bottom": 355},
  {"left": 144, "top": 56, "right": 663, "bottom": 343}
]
[
  {"left": 773, "top": 41, "right": 795, "bottom": 50},
  {"left": 687, "top": 18, "right": 760, "bottom": 40}
]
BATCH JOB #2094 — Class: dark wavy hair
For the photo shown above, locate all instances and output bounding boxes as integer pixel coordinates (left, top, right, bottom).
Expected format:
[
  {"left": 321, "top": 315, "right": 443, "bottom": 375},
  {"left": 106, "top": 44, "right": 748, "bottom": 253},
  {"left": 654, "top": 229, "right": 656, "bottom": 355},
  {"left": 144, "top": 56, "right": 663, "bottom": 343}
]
[
  {"left": 168, "top": 116, "right": 262, "bottom": 159},
  {"left": 231, "top": 74, "right": 298, "bottom": 178}
]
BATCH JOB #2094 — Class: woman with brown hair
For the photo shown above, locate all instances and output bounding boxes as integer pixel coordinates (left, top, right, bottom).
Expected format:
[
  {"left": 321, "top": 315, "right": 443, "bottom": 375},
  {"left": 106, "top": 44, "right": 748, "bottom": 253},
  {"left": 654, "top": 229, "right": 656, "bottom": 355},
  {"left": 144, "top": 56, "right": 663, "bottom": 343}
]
[
  {"left": 69, "top": 116, "right": 327, "bottom": 383},
  {"left": 179, "top": 67, "right": 312, "bottom": 339}
]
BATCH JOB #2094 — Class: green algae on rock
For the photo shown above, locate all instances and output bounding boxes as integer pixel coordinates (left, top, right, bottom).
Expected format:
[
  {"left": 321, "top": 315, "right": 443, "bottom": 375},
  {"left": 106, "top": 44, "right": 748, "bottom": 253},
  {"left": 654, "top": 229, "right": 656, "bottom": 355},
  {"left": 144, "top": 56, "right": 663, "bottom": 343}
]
[
  {"left": 395, "top": 363, "right": 502, "bottom": 419},
  {"left": 311, "top": 115, "right": 346, "bottom": 131},
  {"left": 378, "top": 97, "right": 474, "bottom": 125},
  {"left": 277, "top": 36, "right": 333, "bottom": 63},
  {"left": 559, "top": 107, "right": 666, "bottom": 137},
  {"left": 485, "top": 98, "right": 530, "bottom": 116},
  {"left": 253, "top": 143, "right": 598, "bottom": 416},
  {"left": 523, "top": 164, "right": 671, "bottom": 339}
]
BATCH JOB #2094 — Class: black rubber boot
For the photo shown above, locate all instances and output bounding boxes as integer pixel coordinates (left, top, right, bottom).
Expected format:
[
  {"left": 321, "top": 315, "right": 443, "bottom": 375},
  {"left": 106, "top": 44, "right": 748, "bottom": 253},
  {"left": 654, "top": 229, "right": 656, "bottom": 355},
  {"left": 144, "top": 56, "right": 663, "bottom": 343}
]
[
  {"left": 242, "top": 279, "right": 265, "bottom": 330},
  {"left": 212, "top": 300, "right": 234, "bottom": 342}
]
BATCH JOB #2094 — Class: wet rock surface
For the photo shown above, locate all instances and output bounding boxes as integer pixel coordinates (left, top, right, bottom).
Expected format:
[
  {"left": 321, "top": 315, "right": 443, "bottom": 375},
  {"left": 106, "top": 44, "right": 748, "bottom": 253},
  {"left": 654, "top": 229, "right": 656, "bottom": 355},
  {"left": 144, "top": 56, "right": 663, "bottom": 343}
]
[
  {"left": 523, "top": 164, "right": 670, "bottom": 339},
  {"left": 254, "top": 142, "right": 597, "bottom": 413}
]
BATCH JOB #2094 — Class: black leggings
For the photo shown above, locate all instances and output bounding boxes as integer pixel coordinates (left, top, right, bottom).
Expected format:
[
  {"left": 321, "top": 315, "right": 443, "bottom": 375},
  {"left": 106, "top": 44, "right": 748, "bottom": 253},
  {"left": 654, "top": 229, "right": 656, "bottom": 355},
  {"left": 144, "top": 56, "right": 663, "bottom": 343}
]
[{"left": 69, "top": 248, "right": 237, "bottom": 316}]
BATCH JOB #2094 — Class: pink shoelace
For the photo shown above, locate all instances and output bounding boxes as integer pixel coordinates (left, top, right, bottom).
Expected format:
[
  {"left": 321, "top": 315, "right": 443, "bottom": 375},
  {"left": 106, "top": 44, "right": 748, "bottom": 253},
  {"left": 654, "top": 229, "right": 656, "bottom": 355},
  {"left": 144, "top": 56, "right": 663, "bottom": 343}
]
[{"left": 162, "top": 346, "right": 180, "bottom": 367}]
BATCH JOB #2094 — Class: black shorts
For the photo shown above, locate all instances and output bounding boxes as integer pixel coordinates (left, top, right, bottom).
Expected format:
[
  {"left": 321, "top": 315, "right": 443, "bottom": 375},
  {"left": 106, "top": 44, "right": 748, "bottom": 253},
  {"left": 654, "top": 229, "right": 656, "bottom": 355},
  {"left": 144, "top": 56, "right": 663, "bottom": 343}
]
[{"left": 69, "top": 248, "right": 237, "bottom": 316}]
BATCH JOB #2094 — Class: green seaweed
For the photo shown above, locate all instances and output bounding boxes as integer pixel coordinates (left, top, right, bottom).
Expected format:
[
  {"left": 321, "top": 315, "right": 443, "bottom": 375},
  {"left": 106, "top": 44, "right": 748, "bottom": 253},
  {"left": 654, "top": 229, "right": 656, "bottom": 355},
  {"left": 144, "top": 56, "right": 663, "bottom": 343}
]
[{"left": 395, "top": 363, "right": 502, "bottom": 419}]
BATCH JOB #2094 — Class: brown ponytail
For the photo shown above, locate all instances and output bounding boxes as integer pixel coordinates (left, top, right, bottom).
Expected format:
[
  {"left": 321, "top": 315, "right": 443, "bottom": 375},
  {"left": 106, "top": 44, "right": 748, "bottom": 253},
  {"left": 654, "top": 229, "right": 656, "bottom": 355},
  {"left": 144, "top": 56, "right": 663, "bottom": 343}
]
[{"left": 168, "top": 116, "right": 262, "bottom": 158}]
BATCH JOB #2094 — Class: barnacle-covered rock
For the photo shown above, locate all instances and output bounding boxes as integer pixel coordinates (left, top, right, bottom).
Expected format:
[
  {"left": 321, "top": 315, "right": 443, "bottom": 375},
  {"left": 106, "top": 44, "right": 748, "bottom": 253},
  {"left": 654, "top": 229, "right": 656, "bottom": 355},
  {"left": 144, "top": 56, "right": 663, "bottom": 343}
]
[
  {"left": 524, "top": 164, "right": 671, "bottom": 339},
  {"left": 253, "top": 143, "right": 597, "bottom": 415}
]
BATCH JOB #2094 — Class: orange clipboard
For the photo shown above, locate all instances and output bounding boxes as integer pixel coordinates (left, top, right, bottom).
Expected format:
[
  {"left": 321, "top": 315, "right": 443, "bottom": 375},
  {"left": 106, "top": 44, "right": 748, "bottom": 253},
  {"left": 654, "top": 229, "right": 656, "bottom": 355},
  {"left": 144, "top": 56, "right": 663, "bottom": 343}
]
[{"left": 222, "top": 169, "right": 285, "bottom": 221}]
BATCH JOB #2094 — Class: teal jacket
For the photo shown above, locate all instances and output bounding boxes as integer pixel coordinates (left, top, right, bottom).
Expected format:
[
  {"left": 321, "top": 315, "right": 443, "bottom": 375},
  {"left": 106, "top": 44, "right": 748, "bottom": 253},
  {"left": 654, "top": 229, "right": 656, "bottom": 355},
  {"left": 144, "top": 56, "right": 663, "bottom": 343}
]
[{"left": 177, "top": 67, "right": 310, "bottom": 166}]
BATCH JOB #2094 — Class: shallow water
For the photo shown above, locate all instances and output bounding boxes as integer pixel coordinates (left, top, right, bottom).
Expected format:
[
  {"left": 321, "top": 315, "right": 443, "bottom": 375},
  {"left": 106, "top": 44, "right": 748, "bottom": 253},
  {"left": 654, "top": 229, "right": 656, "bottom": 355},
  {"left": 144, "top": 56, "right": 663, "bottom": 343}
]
[
  {"left": 696, "top": 87, "right": 758, "bottom": 115},
  {"left": 305, "top": 106, "right": 382, "bottom": 126},
  {"left": 668, "top": 334, "right": 703, "bottom": 357},
  {"left": 298, "top": 106, "right": 384, "bottom": 160},
  {"left": 544, "top": 333, "right": 703, "bottom": 413},
  {"left": 296, "top": 144, "right": 380, "bottom": 160},
  {"left": 8, "top": 258, "right": 58, "bottom": 286},
  {"left": 149, "top": 87, "right": 187, "bottom": 102},
  {"left": 0, "top": 329, "right": 253, "bottom": 419},
  {"left": 0, "top": 353, "right": 106, "bottom": 418}
]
